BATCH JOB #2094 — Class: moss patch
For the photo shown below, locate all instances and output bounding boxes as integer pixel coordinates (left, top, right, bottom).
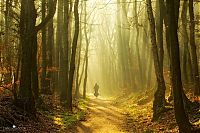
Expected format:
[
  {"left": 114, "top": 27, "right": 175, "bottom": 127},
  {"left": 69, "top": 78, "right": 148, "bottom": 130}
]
[{"left": 43, "top": 98, "right": 88, "bottom": 132}]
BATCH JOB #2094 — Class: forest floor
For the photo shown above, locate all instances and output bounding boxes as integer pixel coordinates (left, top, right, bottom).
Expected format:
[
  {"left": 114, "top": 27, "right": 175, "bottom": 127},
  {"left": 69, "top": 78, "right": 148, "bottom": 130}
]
[
  {"left": 0, "top": 94, "right": 88, "bottom": 133},
  {"left": 67, "top": 90, "right": 200, "bottom": 133},
  {"left": 1, "top": 89, "right": 200, "bottom": 133}
]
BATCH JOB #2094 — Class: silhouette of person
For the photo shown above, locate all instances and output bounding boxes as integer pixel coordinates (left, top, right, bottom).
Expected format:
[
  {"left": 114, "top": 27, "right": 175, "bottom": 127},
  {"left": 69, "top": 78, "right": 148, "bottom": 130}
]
[{"left": 93, "top": 83, "right": 99, "bottom": 97}]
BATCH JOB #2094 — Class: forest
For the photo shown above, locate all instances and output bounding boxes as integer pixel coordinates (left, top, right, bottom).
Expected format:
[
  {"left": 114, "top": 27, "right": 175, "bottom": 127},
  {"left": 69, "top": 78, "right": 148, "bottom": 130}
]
[{"left": 0, "top": 0, "right": 200, "bottom": 132}]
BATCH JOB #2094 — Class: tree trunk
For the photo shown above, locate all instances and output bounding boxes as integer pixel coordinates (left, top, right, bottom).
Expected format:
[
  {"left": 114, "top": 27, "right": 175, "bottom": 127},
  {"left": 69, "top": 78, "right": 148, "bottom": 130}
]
[
  {"left": 181, "top": 0, "right": 190, "bottom": 83},
  {"left": 146, "top": 48, "right": 153, "bottom": 89},
  {"left": 4, "top": 0, "right": 12, "bottom": 85},
  {"left": 189, "top": 0, "right": 200, "bottom": 95},
  {"left": 68, "top": 0, "right": 79, "bottom": 111},
  {"left": 78, "top": 54, "right": 86, "bottom": 91},
  {"left": 134, "top": 1, "right": 143, "bottom": 88},
  {"left": 75, "top": 31, "right": 82, "bottom": 98},
  {"left": 75, "top": 1, "right": 83, "bottom": 98},
  {"left": 156, "top": 0, "right": 164, "bottom": 73},
  {"left": 18, "top": 0, "right": 37, "bottom": 114},
  {"left": 41, "top": 0, "right": 48, "bottom": 93},
  {"left": 146, "top": 0, "right": 166, "bottom": 121},
  {"left": 18, "top": 0, "right": 57, "bottom": 114},
  {"left": 75, "top": 2, "right": 84, "bottom": 98},
  {"left": 166, "top": 0, "right": 191, "bottom": 132},
  {"left": 56, "top": 0, "right": 63, "bottom": 95},
  {"left": 83, "top": 0, "right": 89, "bottom": 99},
  {"left": 46, "top": 0, "right": 54, "bottom": 93},
  {"left": 60, "top": 0, "right": 70, "bottom": 105}
]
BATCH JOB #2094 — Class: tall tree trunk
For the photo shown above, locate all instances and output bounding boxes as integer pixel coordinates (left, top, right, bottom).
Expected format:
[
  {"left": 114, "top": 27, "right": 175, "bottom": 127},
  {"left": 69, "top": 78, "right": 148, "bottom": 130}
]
[
  {"left": 75, "top": 1, "right": 83, "bottom": 98},
  {"left": 56, "top": 0, "right": 63, "bottom": 95},
  {"left": 166, "top": 0, "right": 191, "bottom": 132},
  {"left": 161, "top": 0, "right": 172, "bottom": 103},
  {"left": 156, "top": 0, "right": 164, "bottom": 73},
  {"left": 116, "top": 0, "right": 124, "bottom": 88},
  {"left": 0, "top": 1, "right": 3, "bottom": 69},
  {"left": 75, "top": 31, "right": 82, "bottom": 98},
  {"left": 68, "top": 0, "right": 79, "bottom": 110},
  {"left": 116, "top": 0, "right": 130, "bottom": 89},
  {"left": 63, "top": 0, "right": 70, "bottom": 83},
  {"left": 4, "top": 0, "right": 11, "bottom": 85},
  {"left": 146, "top": 0, "right": 166, "bottom": 121},
  {"left": 181, "top": 0, "right": 193, "bottom": 84},
  {"left": 189, "top": 0, "right": 200, "bottom": 95},
  {"left": 122, "top": 0, "right": 131, "bottom": 89},
  {"left": 146, "top": 48, "right": 153, "bottom": 89},
  {"left": 18, "top": 0, "right": 57, "bottom": 114},
  {"left": 41, "top": 0, "right": 47, "bottom": 93},
  {"left": 142, "top": 10, "right": 150, "bottom": 87},
  {"left": 134, "top": 0, "right": 143, "bottom": 87},
  {"left": 46, "top": 0, "right": 54, "bottom": 93},
  {"left": 181, "top": 0, "right": 190, "bottom": 82},
  {"left": 74, "top": 0, "right": 84, "bottom": 99},
  {"left": 60, "top": 0, "right": 70, "bottom": 105},
  {"left": 18, "top": 0, "right": 37, "bottom": 114},
  {"left": 78, "top": 55, "right": 86, "bottom": 91},
  {"left": 83, "top": 0, "right": 89, "bottom": 99}
]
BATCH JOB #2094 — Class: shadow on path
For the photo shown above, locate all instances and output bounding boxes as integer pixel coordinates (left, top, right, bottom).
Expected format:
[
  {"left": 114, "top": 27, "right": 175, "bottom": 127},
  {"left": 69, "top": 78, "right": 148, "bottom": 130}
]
[{"left": 68, "top": 96, "right": 127, "bottom": 133}]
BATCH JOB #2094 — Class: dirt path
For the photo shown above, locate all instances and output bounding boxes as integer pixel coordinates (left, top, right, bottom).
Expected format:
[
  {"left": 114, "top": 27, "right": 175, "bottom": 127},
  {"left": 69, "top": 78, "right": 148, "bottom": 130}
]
[{"left": 68, "top": 96, "right": 128, "bottom": 133}]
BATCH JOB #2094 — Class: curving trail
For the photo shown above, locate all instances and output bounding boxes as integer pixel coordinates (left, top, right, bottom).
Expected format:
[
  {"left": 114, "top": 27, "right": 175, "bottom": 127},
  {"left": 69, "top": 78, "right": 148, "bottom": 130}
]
[{"left": 68, "top": 96, "right": 129, "bottom": 133}]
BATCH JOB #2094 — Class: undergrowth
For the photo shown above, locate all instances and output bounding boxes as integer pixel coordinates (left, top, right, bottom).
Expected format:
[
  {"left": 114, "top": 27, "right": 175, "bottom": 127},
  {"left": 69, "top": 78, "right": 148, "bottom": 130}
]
[
  {"left": 114, "top": 87, "right": 200, "bottom": 133},
  {"left": 0, "top": 93, "right": 88, "bottom": 133}
]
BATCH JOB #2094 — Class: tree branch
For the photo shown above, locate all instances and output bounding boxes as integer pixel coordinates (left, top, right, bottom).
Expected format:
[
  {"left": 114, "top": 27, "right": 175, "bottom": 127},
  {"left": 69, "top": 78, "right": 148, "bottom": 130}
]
[{"left": 35, "top": 0, "right": 57, "bottom": 32}]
